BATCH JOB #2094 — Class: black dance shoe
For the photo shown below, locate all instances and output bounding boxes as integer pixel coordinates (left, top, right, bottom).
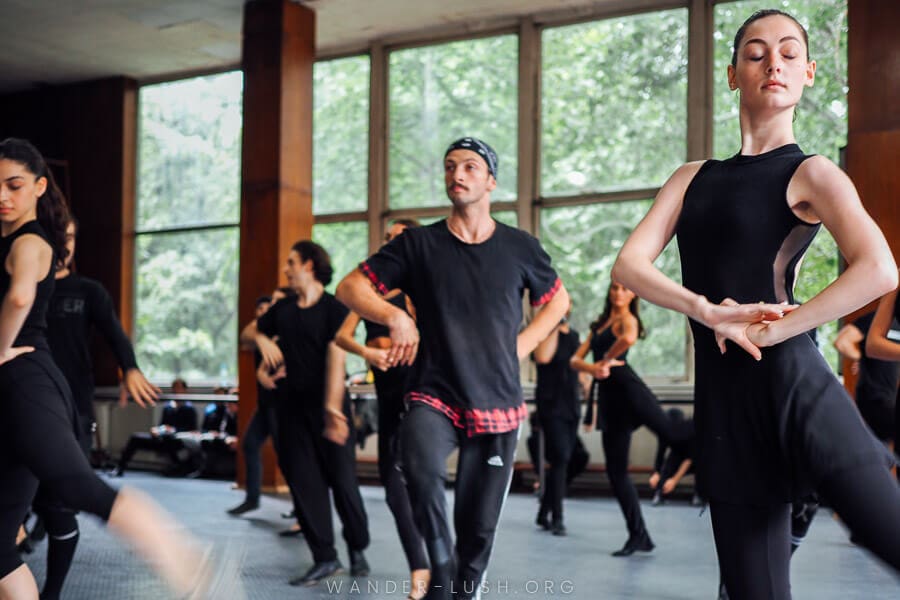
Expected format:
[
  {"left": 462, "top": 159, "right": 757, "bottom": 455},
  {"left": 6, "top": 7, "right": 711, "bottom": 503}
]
[
  {"left": 226, "top": 500, "right": 259, "bottom": 516},
  {"left": 535, "top": 511, "right": 551, "bottom": 531},
  {"left": 350, "top": 550, "right": 370, "bottom": 576},
  {"left": 611, "top": 533, "right": 655, "bottom": 556},
  {"left": 551, "top": 521, "right": 567, "bottom": 537},
  {"left": 289, "top": 560, "right": 343, "bottom": 586}
]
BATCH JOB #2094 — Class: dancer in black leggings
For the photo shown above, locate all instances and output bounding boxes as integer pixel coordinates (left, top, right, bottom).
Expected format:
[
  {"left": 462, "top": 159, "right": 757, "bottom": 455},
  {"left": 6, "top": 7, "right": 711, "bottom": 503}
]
[
  {"left": 571, "top": 281, "right": 689, "bottom": 556},
  {"left": 532, "top": 311, "right": 582, "bottom": 537},
  {"left": 33, "top": 216, "right": 160, "bottom": 599},
  {"left": 336, "top": 218, "right": 430, "bottom": 599},
  {"left": 0, "top": 138, "right": 231, "bottom": 599},
  {"left": 337, "top": 137, "right": 569, "bottom": 600},
  {"left": 614, "top": 10, "right": 900, "bottom": 598}
]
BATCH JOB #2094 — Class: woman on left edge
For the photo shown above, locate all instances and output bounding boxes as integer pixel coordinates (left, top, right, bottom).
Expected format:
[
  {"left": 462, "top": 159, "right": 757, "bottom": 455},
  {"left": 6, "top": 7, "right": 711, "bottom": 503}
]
[{"left": 0, "top": 138, "right": 232, "bottom": 599}]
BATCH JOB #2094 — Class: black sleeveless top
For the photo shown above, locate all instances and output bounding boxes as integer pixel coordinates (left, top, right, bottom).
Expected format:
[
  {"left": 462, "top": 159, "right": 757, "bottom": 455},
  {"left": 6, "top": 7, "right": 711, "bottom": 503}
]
[
  {"left": 675, "top": 144, "right": 888, "bottom": 504},
  {"left": 589, "top": 324, "right": 629, "bottom": 366},
  {"left": 0, "top": 220, "right": 55, "bottom": 349},
  {"left": 364, "top": 292, "right": 408, "bottom": 342},
  {"left": 534, "top": 328, "right": 581, "bottom": 422}
]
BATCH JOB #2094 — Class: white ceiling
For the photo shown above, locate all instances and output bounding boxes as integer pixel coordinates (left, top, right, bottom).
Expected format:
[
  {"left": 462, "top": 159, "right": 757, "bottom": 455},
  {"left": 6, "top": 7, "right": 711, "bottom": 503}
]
[{"left": 0, "top": 0, "right": 636, "bottom": 93}]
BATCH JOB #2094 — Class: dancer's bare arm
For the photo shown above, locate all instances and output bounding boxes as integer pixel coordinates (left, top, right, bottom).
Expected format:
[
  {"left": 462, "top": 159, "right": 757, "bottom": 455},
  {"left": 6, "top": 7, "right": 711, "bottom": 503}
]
[
  {"left": 570, "top": 335, "right": 623, "bottom": 380},
  {"left": 532, "top": 326, "right": 560, "bottom": 365},
  {"left": 518, "top": 285, "right": 570, "bottom": 360},
  {"left": 866, "top": 288, "right": 900, "bottom": 361},
  {"left": 0, "top": 235, "right": 47, "bottom": 363},
  {"left": 323, "top": 342, "right": 349, "bottom": 445},
  {"left": 832, "top": 323, "right": 863, "bottom": 362},
  {"left": 337, "top": 270, "right": 418, "bottom": 367},
  {"left": 335, "top": 310, "right": 391, "bottom": 372},
  {"left": 746, "top": 158, "right": 897, "bottom": 348},
  {"left": 614, "top": 163, "right": 798, "bottom": 360}
]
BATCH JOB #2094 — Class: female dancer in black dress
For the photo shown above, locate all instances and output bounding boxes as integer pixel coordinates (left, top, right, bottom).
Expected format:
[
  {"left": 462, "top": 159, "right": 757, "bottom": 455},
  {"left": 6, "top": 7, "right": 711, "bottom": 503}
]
[
  {"left": 571, "top": 281, "right": 690, "bottom": 556},
  {"left": 613, "top": 10, "right": 900, "bottom": 598},
  {"left": 0, "top": 138, "right": 230, "bottom": 599},
  {"left": 335, "top": 219, "right": 429, "bottom": 599}
]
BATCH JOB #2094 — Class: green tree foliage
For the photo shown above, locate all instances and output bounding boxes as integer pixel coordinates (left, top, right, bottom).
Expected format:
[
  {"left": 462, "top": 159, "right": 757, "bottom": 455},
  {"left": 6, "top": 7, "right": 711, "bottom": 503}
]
[
  {"left": 133, "top": 1, "right": 850, "bottom": 383},
  {"left": 540, "top": 10, "right": 689, "bottom": 379},
  {"left": 137, "top": 72, "right": 242, "bottom": 229},
  {"left": 389, "top": 36, "right": 519, "bottom": 208},
  {"left": 136, "top": 72, "right": 242, "bottom": 383},
  {"left": 715, "top": 0, "right": 847, "bottom": 369},
  {"left": 134, "top": 228, "right": 239, "bottom": 384},
  {"left": 541, "top": 202, "right": 685, "bottom": 378},
  {"left": 542, "top": 8, "right": 688, "bottom": 196},
  {"left": 314, "top": 57, "right": 370, "bottom": 214}
]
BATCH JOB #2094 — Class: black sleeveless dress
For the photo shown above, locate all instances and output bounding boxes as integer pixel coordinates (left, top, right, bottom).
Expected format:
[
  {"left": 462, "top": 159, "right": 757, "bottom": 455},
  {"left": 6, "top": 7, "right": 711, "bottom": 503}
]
[
  {"left": 676, "top": 144, "right": 889, "bottom": 506},
  {"left": 585, "top": 326, "right": 640, "bottom": 431}
]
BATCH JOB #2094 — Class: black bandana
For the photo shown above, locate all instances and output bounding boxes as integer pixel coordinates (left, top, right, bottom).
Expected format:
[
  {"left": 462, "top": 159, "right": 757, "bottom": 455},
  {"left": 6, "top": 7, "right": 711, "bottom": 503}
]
[{"left": 444, "top": 137, "right": 498, "bottom": 179}]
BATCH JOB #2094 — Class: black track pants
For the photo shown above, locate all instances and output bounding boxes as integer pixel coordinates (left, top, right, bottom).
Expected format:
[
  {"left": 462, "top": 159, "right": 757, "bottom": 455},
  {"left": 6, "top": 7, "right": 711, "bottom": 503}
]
[{"left": 401, "top": 403, "right": 518, "bottom": 600}]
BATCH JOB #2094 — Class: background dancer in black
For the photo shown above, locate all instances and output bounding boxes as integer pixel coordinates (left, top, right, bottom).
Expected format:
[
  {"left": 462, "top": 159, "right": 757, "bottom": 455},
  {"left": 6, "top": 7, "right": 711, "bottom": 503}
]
[
  {"left": 49, "top": 217, "right": 160, "bottom": 451},
  {"left": 337, "top": 137, "right": 569, "bottom": 600},
  {"left": 614, "top": 11, "right": 900, "bottom": 598},
  {"left": 866, "top": 285, "right": 900, "bottom": 466},
  {"left": 648, "top": 408, "right": 694, "bottom": 505},
  {"left": 335, "top": 218, "right": 430, "bottom": 599},
  {"left": 228, "top": 289, "right": 286, "bottom": 517},
  {"left": 531, "top": 310, "right": 581, "bottom": 537},
  {"left": 834, "top": 311, "right": 899, "bottom": 445},
  {"left": 29, "top": 215, "right": 161, "bottom": 600},
  {"left": 246, "top": 240, "right": 370, "bottom": 587},
  {"left": 571, "top": 281, "right": 690, "bottom": 556},
  {"left": 0, "top": 138, "right": 233, "bottom": 599}
]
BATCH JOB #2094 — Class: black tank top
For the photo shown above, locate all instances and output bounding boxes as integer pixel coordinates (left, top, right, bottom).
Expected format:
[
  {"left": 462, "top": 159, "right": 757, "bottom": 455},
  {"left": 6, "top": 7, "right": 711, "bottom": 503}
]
[
  {"left": 364, "top": 292, "right": 408, "bottom": 342},
  {"left": 678, "top": 144, "right": 817, "bottom": 307},
  {"left": 0, "top": 220, "right": 55, "bottom": 349},
  {"left": 534, "top": 328, "right": 581, "bottom": 422},
  {"left": 589, "top": 324, "right": 629, "bottom": 364}
]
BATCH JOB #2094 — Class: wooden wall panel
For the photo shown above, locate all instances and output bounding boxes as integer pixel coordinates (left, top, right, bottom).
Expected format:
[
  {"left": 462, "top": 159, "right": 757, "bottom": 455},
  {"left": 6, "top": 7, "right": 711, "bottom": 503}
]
[
  {"left": 843, "top": 0, "right": 900, "bottom": 395},
  {"left": 236, "top": 0, "right": 315, "bottom": 490}
]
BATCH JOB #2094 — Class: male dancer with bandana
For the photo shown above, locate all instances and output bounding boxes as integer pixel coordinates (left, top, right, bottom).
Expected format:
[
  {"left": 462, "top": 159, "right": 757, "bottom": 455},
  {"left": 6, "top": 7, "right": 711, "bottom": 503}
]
[{"left": 336, "top": 137, "right": 569, "bottom": 599}]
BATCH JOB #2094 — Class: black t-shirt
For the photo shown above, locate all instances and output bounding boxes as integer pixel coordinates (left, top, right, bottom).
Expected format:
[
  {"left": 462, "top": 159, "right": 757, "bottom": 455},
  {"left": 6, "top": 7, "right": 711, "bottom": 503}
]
[
  {"left": 854, "top": 312, "right": 900, "bottom": 396},
  {"left": 361, "top": 220, "right": 561, "bottom": 436},
  {"left": 534, "top": 328, "right": 581, "bottom": 422},
  {"left": 47, "top": 274, "right": 138, "bottom": 414},
  {"left": 256, "top": 292, "right": 349, "bottom": 406}
]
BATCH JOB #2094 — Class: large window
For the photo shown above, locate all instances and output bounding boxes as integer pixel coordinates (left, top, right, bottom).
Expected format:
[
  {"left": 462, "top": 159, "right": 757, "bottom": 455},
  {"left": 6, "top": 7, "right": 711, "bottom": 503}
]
[
  {"left": 313, "top": 55, "right": 372, "bottom": 374},
  {"left": 542, "top": 9, "right": 688, "bottom": 196},
  {"left": 541, "top": 203, "right": 684, "bottom": 378},
  {"left": 540, "top": 8, "right": 689, "bottom": 380},
  {"left": 389, "top": 35, "right": 518, "bottom": 208},
  {"left": 714, "top": 0, "right": 847, "bottom": 369},
  {"left": 133, "top": 2, "right": 854, "bottom": 388},
  {"left": 136, "top": 71, "right": 242, "bottom": 385},
  {"left": 313, "top": 56, "right": 370, "bottom": 215}
]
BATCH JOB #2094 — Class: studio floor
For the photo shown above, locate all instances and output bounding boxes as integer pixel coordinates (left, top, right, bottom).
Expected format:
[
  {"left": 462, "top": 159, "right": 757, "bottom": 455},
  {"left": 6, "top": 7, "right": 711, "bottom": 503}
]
[{"left": 22, "top": 472, "right": 899, "bottom": 599}]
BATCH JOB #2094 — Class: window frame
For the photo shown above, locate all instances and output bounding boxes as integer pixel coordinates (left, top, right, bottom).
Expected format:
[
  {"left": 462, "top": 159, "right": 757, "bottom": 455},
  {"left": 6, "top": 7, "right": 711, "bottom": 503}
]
[{"left": 133, "top": 0, "right": 847, "bottom": 388}]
